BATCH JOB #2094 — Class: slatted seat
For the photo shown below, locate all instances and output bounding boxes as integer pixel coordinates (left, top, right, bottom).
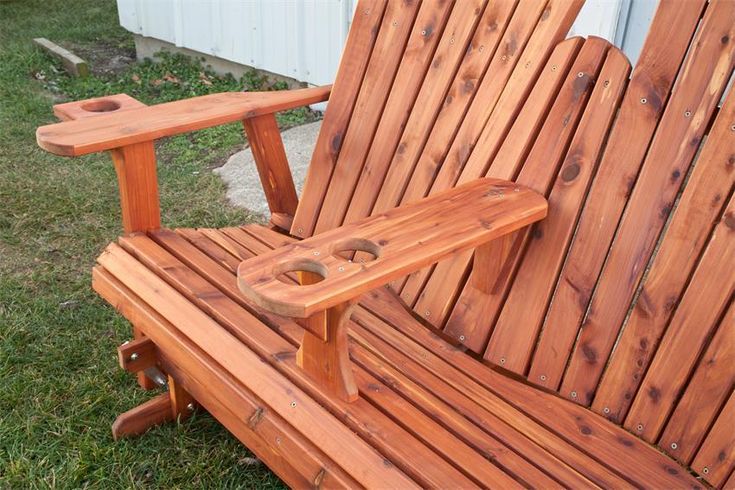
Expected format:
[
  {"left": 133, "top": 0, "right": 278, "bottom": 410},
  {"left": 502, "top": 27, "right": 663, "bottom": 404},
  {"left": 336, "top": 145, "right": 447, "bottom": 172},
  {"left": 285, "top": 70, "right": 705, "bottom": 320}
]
[
  {"left": 93, "top": 224, "right": 700, "bottom": 488},
  {"left": 35, "top": 0, "right": 734, "bottom": 487}
]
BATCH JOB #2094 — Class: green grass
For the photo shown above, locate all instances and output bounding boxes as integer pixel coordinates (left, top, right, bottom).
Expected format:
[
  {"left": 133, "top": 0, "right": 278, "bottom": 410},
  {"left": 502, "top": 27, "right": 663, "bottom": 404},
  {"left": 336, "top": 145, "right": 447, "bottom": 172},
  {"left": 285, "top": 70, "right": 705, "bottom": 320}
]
[{"left": 0, "top": 0, "right": 306, "bottom": 486}]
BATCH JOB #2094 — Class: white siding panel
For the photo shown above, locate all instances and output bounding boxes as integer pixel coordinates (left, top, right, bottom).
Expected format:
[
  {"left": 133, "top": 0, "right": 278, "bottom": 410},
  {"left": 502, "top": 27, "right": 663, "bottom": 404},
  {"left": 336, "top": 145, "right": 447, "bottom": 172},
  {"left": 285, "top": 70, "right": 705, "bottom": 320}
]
[{"left": 116, "top": 0, "right": 658, "bottom": 87}]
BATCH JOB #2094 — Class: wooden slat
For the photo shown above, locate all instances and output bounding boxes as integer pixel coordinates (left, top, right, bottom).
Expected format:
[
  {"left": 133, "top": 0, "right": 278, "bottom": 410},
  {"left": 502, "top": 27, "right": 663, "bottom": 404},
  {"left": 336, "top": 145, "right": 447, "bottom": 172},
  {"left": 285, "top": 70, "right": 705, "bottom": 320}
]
[
  {"left": 310, "top": 0, "right": 423, "bottom": 236},
  {"left": 591, "top": 85, "right": 735, "bottom": 422},
  {"left": 291, "top": 0, "right": 387, "bottom": 237},
  {"left": 344, "top": 0, "right": 509, "bottom": 227},
  {"left": 313, "top": 0, "right": 456, "bottom": 233},
  {"left": 93, "top": 267, "right": 359, "bottom": 489},
  {"left": 528, "top": 0, "right": 708, "bottom": 391},
  {"left": 485, "top": 46, "right": 629, "bottom": 372},
  {"left": 432, "top": 37, "right": 607, "bottom": 338},
  {"left": 238, "top": 179, "right": 546, "bottom": 318},
  {"left": 443, "top": 36, "right": 582, "bottom": 351},
  {"left": 404, "top": 0, "right": 583, "bottom": 319},
  {"left": 560, "top": 0, "right": 735, "bottom": 406},
  {"left": 624, "top": 197, "right": 735, "bottom": 441},
  {"left": 691, "top": 391, "right": 735, "bottom": 488},
  {"left": 658, "top": 301, "right": 735, "bottom": 464}
]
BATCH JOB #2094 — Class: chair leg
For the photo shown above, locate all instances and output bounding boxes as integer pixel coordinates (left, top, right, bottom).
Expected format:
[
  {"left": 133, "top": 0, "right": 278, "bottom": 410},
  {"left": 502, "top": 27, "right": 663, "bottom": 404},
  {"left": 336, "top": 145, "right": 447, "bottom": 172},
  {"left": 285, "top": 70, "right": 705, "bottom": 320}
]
[{"left": 133, "top": 326, "right": 157, "bottom": 390}]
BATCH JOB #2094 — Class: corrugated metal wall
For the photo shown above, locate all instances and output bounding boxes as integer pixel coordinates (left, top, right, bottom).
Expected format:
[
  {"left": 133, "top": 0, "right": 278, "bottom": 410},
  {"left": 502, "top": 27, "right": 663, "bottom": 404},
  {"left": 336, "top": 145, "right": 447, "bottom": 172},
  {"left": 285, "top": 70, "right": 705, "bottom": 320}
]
[{"left": 117, "top": 0, "right": 657, "bottom": 87}]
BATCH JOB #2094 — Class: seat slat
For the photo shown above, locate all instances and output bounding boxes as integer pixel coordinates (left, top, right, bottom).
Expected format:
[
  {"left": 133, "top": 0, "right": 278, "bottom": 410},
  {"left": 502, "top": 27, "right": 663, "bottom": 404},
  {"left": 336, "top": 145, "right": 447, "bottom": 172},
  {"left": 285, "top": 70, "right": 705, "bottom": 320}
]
[
  {"left": 691, "top": 391, "right": 735, "bottom": 488},
  {"left": 658, "top": 300, "right": 735, "bottom": 464},
  {"left": 485, "top": 46, "right": 629, "bottom": 373},
  {"left": 560, "top": 0, "right": 735, "bottom": 407},
  {"left": 291, "top": 0, "right": 387, "bottom": 238},
  {"left": 591, "top": 85, "right": 735, "bottom": 422},
  {"left": 315, "top": 0, "right": 458, "bottom": 233},
  {"left": 623, "top": 200, "right": 735, "bottom": 441}
]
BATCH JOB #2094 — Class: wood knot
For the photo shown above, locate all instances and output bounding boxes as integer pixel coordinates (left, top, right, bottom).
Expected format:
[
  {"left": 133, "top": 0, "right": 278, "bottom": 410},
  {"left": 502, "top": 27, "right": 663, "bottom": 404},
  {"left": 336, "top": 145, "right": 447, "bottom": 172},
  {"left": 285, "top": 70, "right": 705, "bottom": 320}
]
[{"left": 561, "top": 163, "right": 581, "bottom": 182}]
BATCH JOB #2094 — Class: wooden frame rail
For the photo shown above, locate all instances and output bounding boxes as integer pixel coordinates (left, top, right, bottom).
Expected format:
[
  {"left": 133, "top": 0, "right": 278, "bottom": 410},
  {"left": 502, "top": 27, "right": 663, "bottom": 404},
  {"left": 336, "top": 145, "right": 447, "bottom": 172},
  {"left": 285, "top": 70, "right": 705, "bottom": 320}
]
[{"left": 237, "top": 178, "right": 547, "bottom": 401}]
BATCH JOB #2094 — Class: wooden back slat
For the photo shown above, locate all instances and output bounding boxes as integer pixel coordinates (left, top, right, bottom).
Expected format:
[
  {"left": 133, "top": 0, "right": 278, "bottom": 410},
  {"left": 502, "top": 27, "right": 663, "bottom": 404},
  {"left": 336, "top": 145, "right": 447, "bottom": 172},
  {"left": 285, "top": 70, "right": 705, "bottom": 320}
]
[
  {"left": 623, "top": 194, "right": 734, "bottom": 442},
  {"left": 658, "top": 300, "right": 734, "bottom": 465},
  {"left": 485, "top": 45, "right": 630, "bottom": 373},
  {"left": 291, "top": 0, "right": 387, "bottom": 237},
  {"left": 591, "top": 84, "right": 735, "bottom": 422},
  {"left": 527, "top": 0, "right": 707, "bottom": 389},
  {"left": 559, "top": 0, "right": 735, "bottom": 407},
  {"left": 691, "top": 389, "right": 735, "bottom": 488},
  {"left": 313, "top": 0, "right": 449, "bottom": 235},
  {"left": 401, "top": 0, "right": 584, "bottom": 315}
]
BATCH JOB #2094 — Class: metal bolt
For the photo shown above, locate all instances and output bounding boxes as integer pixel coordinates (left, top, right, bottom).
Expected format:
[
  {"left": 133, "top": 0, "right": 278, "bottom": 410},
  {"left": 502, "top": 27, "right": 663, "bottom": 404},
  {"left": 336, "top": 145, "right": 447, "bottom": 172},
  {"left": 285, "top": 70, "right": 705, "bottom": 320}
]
[
  {"left": 312, "top": 251, "right": 320, "bottom": 256},
  {"left": 670, "top": 442, "right": 678, "bottom": 450},
  {"left": 603, "top": 407, "right": 611, "bottom": 414},
  {"left": 421, "top": 29, "right": 427, "bottom": 36},
  {"left": 684, "top": 110, "right": 692, "bottom": 117},
  {"left": 637, "top": 424, "right": 644, "bottom": 432},
  {"left": 731, "top": 124, "right": 735, "bottom": 131},
  {"left": 640, "top": 98, "right": 647, "bottom": 104},
  {"left": 551, "top": 65, "right": 557, "bottom": 71},
  {"left": 459, "top": 335, "right": 466, "bottom": 341},
  {"left": 571, "top": 391, "right": 578, "bottom": 399},
  {"left": 449, "top": 37, "right": 455, "bottom": 44},
  {"left": 577, "top": 71, "right": 584, "bottom": 78},
  {"left": 297, "top": 227, "right": 303, "bottom": 234},
  {"left": 603, "top": 80, "right": 610, "bottom": 87},
  {"left": 187, "top": 403, "right": 195, "bottom": 412},
  {"left": 501, "top": 55, "right": 507, "bottom": 61},
  {"left": 500, "top": 357, "right": 506, "bottom": 364},
  {"left": 392, "top": 20, "right": 398, "bottom": 27},
  {"left": 276, "top": 437, "right": 282, "bottom": 445},
  {"left": 129, "top": 352, "right": 139, "bottom": 361},
  {"left": 539, "top": 375, "right": 547, "bottom": 381},
  {"left": 424, "top": 310, "right": 431, "bottom": 317},
  {"left": 703, "top": 467, "right": 709, "bottom": 474},
  {"left": 290, "top": 401, "right": 297, "bottom": 408}
]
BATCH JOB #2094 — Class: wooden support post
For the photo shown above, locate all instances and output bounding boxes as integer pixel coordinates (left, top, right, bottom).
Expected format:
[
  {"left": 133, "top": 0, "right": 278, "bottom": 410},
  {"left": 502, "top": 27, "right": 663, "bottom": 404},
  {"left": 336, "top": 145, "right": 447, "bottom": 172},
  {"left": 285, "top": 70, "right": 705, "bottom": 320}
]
[
  {"left": 295, "top": 271, "right": 358, "bottom": 402},
  {"left": 242, "top": 114, "right": 299, "bottom": 230},
  {"left": 110, "top": 142, "right": 161, "bottom": 234},
  {"left": 132, "top": 326, "right": 157, "bottom": 390},
  {"left": 168, "top": 375, "right": 196, "bottom": 421},
  {"left": 112, "top": 392, "right": 173, "bottom": 440}
]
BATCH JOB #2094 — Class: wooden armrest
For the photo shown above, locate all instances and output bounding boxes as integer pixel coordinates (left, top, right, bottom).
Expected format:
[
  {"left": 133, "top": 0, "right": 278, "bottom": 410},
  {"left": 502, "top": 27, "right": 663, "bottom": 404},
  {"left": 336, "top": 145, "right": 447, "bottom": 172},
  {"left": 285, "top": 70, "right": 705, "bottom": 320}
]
[
  {"left": 36, "top": 86, "right": 331, "bottom": 156},
  {"left": 238, "top": 178, "right": 548, "bottom": 318}
]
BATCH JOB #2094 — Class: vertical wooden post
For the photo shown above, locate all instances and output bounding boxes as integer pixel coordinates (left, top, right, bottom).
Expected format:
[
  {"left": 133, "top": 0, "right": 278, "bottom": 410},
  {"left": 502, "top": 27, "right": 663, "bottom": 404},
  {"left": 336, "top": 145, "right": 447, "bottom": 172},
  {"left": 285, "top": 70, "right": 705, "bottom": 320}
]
[
  {"left": 132, "top": 325, "right": 156, "bottom": 390},
  {"left": 243, "top": 114, "right": 299, "bottom": 230},
  {"left": 109, "top": 142, "right": 161, "bottom": 234},
  {"left": 295, "top": 271, "right": 359, "bottom": 402},
  {"left": 168, "top": 375, "right": 196, "bottom": 421}
]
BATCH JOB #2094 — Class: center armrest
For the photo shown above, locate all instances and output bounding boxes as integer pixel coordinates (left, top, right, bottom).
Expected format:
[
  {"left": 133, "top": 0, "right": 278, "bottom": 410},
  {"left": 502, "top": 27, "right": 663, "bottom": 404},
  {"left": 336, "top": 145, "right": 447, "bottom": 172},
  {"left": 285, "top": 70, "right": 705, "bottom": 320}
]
[{"left": 237, "top": 178, "right": 547, "bottom": 318}]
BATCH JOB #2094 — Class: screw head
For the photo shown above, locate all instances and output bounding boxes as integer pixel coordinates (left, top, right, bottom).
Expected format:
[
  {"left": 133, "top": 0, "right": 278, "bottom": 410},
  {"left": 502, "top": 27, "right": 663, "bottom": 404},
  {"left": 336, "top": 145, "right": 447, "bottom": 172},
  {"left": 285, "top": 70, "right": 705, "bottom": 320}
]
[
  {"left": 640, "top": 98, "right": 647, "bottom": 104},
  {"left": 338, "top": 266, "right": 345, "bottom": 272},
  {"left": 637, "top": 424, "right": 644, "bottom": 432},
  {"left": 703, "top": 467, "right": 709, "bottom": 474},
  {"left": 459, "top": 335, "right": 465, "bottom": 341},
  {"left": 551, "top": 65, "right": 557, "bottom": 71},
  {"left": 129, "top": 352, "right": 139, "bottom": 361},
  {"left": 421, "top": 29, "right": 427, "bottom": 36},
  {"left": 312, "top": 251, "right": 320, "bottom": 256},
  {"left": 570, "top": 391, "right": 578, "bottom": 399},
  {"left": 670, "top": 442, "right": 678, "bottom": 450},
  {"left": 290, "top": 401, "right": 297, "bottom": 408},
  {"left": 684, "top": 110, "right": 692, "bottom": 117},
  {"left": 424, "top": 310, "right": 430, "bottom": 317},
  {"left": 539, "top": 375, "right": 547, "bottom": 381},
  {"left": 730, "top": 124, "right": 734, "bottom": 131},
  {"left": 603, "top": 407, "right": 611, "bottom": 414},
  {"left": 186, "top": 402, "right": 195, "bottom": 412},
  {"left": 297, "top": 227, "right": 303, "bottom": 234},
  {"left": 500, "top": 357, "right": 506, "bottom": 364},
  {"left": 577, "top": 71, "right": 584, "bottom": 77}
]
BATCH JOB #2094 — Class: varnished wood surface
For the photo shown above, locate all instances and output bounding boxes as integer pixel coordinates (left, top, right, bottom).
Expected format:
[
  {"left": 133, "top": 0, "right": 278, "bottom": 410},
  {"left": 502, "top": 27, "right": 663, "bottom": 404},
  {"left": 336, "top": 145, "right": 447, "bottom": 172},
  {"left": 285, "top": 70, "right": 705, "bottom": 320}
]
[
  {"left": 238, "top": 178, "right": 546, "bottom": 318},
  {"left": 37, "top": 86, "right": 331, "bottom": 156}
]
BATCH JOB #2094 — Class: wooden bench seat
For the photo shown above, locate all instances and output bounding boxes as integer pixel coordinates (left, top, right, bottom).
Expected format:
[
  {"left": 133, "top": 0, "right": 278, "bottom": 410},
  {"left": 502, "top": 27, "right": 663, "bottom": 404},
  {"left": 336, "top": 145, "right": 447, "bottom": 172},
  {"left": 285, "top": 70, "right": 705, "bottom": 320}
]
[{"left": 93, "top": 224, "right": 701, "bottom": 488}]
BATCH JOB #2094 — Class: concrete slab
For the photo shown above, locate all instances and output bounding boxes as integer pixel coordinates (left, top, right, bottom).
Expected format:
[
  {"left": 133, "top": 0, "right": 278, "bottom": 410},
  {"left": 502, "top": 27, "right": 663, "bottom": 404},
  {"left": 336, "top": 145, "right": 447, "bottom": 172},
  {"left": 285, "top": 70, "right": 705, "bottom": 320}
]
[{"left": 215, "top": 120, "right": 321, "bottom": 221}]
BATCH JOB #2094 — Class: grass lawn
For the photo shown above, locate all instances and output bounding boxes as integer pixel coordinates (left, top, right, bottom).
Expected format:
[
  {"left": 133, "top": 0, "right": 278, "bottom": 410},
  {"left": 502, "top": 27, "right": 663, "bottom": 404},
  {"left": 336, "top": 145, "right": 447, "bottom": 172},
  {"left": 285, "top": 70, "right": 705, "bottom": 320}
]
[{"left": 0, "top": 0, "right": 311, "bottom": 487}]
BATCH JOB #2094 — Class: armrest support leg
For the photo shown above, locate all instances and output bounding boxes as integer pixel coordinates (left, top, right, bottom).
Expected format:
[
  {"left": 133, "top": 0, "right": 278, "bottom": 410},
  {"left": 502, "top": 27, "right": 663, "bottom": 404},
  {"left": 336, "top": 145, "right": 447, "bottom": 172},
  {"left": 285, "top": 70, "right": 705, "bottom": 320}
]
[
  {"left": 295, "top": 272, "right": 359, "bottom": 402},
  {"left": 110, "top": 142, "right": 161, "bottom": 234},
  {"left": 243, "top": 114, "right": 299, "bottom": 231}
]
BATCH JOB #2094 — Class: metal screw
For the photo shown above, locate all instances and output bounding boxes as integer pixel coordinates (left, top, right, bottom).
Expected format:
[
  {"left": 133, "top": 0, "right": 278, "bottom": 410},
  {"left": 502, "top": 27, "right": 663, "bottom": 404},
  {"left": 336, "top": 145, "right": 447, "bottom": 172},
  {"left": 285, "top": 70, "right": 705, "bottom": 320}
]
[
  {"left": 551, "top": 65, "right": 557, "bottom": 71},
  {"left": 459, "top": 335, "right": 466, "bottom": 341},
  {"left": 276, "top": 437, "right": 282, "bottom": 445},
  {"left": 514, "top": 186, "right": 520, "bottom": 192},
  {"left": 290, "top": 401, "right": 297, "bottom": 408},
  {"left": 670, "top": 442, "right": 678, "bottom": 450},
  {"left": 539, "top": 375, "right": 547, "bottom": 381},
  {"left": 637, "top": 424, "right": 644, "bottom": 432},
  {"left": 603, "top": 80, "right": 610, "bottom": 87},
  {"left": 501, "top": 55, "right": 507, "bottom": 61},
  {"left": 187, "top": 403, "right": 195, "bottom": 412},
  {"left": 312, "top": 251, "right": 320, "bottom": 256},
  {"left": 640, "top": 98, "right": 647, "bottom": 104},
  {"left": 129, "top": 352, "right": 139, "bottom": 361},
  {"left": 421, "top": 29, "right": 427, "bottom": 36},
  {"left": 363, "top": 9, "right": 369, "bottom": 15},
  {"left": 478, "top": 45, "right": 485, "bottom": 52},
  {"left": 577, "top": 71, "right": 584, "bottom": 78},
  {"left": 392, "top": 20, "right": 397, "bottom": 27},
  {"left": 603, "top": 407, "right": 611, "bottom": 414},
  {"left": 730, "top": 124, "right": 734, "bottom": 131},
  {"left": 703, "top": 467, "right": 709, "bottom": 474},
  {"left": 500, "top": 357, "right": 506, "bottom": 364},
  {"left": 424, "top": 310, "right": 431, "bottom": 317},
  {"left": 684, "top": 110, "right": 692, "bottom": 118},
  {"left": 449, "top": 37, "right": 455, "bottom": 44},
  {"left": 297, "top": 227, "right": 303, "bottom": 234},
  {"left": 571, "top": 391, "right": 578, "bottom": 399}
]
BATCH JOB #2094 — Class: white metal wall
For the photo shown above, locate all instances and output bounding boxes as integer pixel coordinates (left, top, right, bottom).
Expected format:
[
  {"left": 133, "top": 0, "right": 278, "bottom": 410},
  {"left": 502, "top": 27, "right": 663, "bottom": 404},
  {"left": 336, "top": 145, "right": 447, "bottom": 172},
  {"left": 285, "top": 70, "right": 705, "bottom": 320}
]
[{"left": 117, "top": 0, "right": 657, "bottom": 86}]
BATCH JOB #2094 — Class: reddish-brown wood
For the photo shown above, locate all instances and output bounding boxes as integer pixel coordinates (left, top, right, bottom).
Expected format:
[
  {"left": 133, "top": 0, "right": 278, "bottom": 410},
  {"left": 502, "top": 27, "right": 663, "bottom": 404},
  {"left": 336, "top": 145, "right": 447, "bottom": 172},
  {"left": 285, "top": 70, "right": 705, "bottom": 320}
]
[
  {"left": 691, "top": 391, "right": 735, "bottom": 488},
  {"left": 36, "top": 86, "right": 331, "bottom": 156},
  {"left": 110, "top": 142, "right": 161, "bottom": 234},
  {"left": 111, "top": 393, "right": 174, "bottom": 440},
  {"left": 117, "top": 337, "right": 157, "bottom": 373},
  {"left": 242, "top": 114, "right": 299, "bottom": 224},
  {"left": 238, "top": 178, "right": 546, "bottom": 318}
]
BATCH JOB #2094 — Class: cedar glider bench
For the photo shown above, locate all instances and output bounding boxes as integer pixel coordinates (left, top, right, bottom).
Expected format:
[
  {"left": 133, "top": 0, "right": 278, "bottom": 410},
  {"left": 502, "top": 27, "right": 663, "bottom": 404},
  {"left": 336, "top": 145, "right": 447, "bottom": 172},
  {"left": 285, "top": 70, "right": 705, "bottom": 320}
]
[{"left": 36, "top": 0, "right": 734, "bottom": 487}]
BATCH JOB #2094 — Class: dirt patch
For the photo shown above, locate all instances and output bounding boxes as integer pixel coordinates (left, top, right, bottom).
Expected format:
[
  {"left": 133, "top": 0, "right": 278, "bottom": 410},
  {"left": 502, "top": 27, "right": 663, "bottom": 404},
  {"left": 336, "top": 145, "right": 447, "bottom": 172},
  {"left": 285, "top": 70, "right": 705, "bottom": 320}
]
[{"left": 63, "top": 40, "right": 136, "bottom": 77}]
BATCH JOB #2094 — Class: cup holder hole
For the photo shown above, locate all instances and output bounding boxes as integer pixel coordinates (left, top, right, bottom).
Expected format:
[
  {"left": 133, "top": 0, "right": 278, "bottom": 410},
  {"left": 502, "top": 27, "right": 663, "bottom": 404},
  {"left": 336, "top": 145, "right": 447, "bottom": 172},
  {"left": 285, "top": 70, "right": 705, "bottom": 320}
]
[
  {"left": 273, "top": 259, "right": 328, "bottom": 286},
  {"left": 332, "top": 238, "right": 381, "bottom": 263},
  {"left": 80, "top": 99, "right": 121, "bottom": 113}
]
